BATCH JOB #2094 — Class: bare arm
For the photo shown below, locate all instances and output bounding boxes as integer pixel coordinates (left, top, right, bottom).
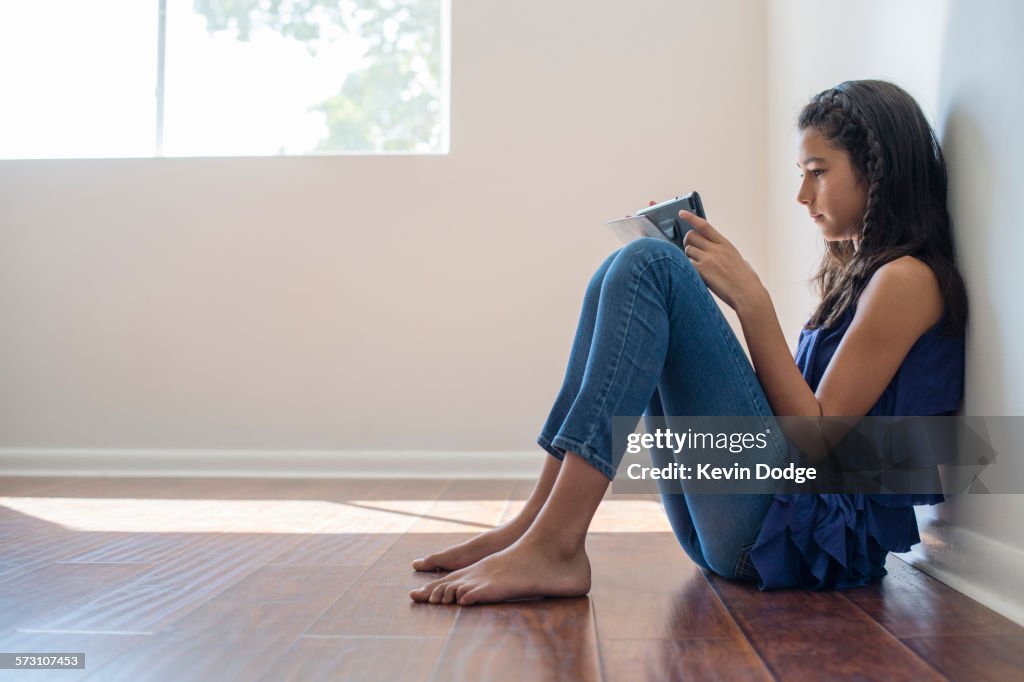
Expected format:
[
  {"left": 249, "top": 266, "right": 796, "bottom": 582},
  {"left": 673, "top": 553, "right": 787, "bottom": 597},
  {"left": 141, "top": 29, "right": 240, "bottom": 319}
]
[
  {"left": 734, "top": 288, "right": 819, "bottom": 418},
  {"left": 676, "top": 210, "right": 943, "bottom": 422},
  {"left": 733, "top": 256, "right": 944, "bottom": 457}
]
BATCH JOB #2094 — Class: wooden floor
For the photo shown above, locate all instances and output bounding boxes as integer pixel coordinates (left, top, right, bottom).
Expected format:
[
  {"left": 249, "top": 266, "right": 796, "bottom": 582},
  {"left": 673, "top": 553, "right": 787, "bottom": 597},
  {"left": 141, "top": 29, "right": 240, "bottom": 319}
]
[{"left": 1, "top": 477, "right": 1022, "bottom": 681}]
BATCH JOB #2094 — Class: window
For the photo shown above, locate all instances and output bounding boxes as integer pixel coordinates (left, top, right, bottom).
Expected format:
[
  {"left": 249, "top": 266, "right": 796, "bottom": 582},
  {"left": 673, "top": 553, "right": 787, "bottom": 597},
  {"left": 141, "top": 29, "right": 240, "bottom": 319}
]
[{"left": 0, "top": 0, "right": 450, "bottom": 159}]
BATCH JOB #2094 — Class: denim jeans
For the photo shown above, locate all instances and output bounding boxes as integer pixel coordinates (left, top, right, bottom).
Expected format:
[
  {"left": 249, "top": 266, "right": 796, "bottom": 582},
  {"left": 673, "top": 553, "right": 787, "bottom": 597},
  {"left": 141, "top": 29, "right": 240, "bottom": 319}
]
[{"left": 536, "top": 237, "right": 789, "bottom": 580}]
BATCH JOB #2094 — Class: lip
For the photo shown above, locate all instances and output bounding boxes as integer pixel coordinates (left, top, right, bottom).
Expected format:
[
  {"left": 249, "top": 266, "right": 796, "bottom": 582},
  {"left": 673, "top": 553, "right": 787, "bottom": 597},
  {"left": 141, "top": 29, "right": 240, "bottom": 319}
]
[{"left": 812, "top": 214, "right": 824, "bottom": 222}]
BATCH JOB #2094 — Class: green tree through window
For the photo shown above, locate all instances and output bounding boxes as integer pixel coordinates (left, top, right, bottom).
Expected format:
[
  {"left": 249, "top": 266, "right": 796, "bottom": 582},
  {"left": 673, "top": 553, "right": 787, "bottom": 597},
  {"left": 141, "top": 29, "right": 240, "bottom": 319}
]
[{"left": 191, "top": 0, "right": 445, "bottom": 153}]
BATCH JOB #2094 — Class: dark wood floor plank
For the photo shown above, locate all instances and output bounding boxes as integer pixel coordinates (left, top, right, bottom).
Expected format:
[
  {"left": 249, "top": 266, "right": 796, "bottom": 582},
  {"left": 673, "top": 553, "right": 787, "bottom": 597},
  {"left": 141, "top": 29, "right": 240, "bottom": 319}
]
[
  {"left": 258, "top": 636, "right": 447, "bottom": 682},
  {"left": 0, "top": 476, "right": 91, "bottom": 496},
  {"left": 588, "top": 533, "right": 739, "bottom": 641},
  {"left": 0, "top": 630, "right": 148, "bottom": 682},
  {"left": 843, "top": 556, "right": 1022, "bottom": 638},
  {"left": 406, "top": 479, "right": 518, "bottom": 533},
  {"left": 286, "top": 480, "right": 518, "bottom": 636},
  {"left": 428, "top": 598, "right": 602, "bottom": 682},
  {"left": 271, "top": 478, "right": 464, "bottom": 563},
  {"left": 5, "top": 477, "right": 1024, "bottom": 682},
  {"left": 7, "top": 476, "right": 251, "bottom": 499},
  {"left": 601, "top": 639, "right": 773, "bottom": 682},
  {"left": 268, "top": 531, "right": 400, "bottom": 568},
  {"left": 510, "top": 478, "right": 535, "bottom": 501},
  {"left": 58, "top": 478, "right": 380, "bottom": 565},
  {"left": 356, "top": 478, "right": 452, "bottom": 501},
  {"left": 266, "top": 479, "right": 452, "bottom": 566},
  {"left": 496, "top": 479, "right": 537, "bottom": 525},
  {"left": 902, "top": 634, "right": 1024, "bottom": 682},
  {"left": 79, "top": 564, "right": 364, "bottom": 681},
  {"left": 589, "top": 532, "right": 773, "bottom": 680},
  {"left": 0, "top": 563, "right": 154, "bottom": 632},
  {"left": 226, "top": 477, "right": 383, "bottom": 501},
  {"left": 708, "top": 574, "right": 945, "bottom": 681},
  {"left": 432, "top": 479, "right": 519, "bottom": 501},
  {"left": 16, "top": 533, "right": 304, "bottom": 635},
  {"left": 0, "top": 530, "right": 125, "bottom": 586},
  {"left": 305, "top": 532, "right": 467, "bottom": 637},
  {"left": 0, "top": 478, "right": 284, "bottom": 579},
  {"left": 60, "top": 532, "right": 219, "bottom": 565}
]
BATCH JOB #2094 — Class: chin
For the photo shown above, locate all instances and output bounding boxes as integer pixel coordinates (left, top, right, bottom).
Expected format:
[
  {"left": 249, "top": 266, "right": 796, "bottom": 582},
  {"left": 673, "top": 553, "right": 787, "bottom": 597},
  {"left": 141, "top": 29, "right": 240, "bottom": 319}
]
[{"left": 818, "top": 224, "right": 853, "bottom": 242}]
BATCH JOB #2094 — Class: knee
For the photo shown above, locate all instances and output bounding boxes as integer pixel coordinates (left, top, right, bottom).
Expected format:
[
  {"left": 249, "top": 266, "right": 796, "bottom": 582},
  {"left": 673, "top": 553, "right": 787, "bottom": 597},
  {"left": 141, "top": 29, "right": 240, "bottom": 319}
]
[
  {"left": 617, "top": 237, "right": 681, "bottom": 264},
  {"left": 585, "top": 249, "right": 621, "bottom": 298},
  {"left": 607, "top": 238, "right": 699, "bottom": 292},
  {"left": 586, "top": 240, "right": 665, "bottom": 296},
  {"left": 613, "top": 238, "right": 698, "bottom": 280}
]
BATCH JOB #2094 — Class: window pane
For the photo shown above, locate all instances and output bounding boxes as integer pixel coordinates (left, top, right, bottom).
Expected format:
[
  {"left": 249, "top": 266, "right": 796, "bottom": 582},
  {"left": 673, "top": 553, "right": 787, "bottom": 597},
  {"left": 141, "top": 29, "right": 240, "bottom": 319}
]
[
  {"left": 0, "top": 0, "right": 158, "bottom": 159},
  {"left": 165, "top": 0, "right": 446, "bottom": 156}
]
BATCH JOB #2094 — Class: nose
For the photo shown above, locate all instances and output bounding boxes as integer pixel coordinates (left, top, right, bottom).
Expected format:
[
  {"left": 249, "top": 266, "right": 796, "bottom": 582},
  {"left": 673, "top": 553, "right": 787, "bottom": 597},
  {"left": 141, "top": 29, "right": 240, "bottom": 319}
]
[{"left": 796, "top": 176, "right": 813, "bottom": 206}]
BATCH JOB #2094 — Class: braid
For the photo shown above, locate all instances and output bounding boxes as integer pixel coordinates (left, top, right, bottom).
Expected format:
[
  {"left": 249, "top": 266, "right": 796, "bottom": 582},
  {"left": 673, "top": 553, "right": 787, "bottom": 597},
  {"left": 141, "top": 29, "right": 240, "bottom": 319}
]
[
  {"left": 829, "top": 88, "right": 884, "bottom": 246},
  {"left": 799, "top": 79, "right": 968, "bottom": 337},
  {"left": 800, "top": 84, "right": 889, "bottom": 328}
]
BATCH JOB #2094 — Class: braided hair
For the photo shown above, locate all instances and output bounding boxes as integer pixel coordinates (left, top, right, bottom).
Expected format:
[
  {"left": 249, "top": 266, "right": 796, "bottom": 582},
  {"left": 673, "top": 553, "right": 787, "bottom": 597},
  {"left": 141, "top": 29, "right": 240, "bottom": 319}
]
[{"left": 798, "top": 80, "right": 967, "bottom": 337}]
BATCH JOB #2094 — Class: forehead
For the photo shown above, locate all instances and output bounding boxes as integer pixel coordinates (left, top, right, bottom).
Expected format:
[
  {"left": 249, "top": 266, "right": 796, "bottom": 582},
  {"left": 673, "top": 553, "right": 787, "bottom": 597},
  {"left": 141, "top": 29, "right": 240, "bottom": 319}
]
[{"left": 796, "top": 127, "right": 833, "bottom": 163}]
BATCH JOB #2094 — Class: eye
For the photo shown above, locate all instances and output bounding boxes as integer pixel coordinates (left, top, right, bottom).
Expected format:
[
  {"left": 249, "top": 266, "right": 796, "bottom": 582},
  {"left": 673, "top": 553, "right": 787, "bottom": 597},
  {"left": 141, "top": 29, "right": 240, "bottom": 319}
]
[{"left": 810, "top": 169, "right": 824, "bottom": 177}]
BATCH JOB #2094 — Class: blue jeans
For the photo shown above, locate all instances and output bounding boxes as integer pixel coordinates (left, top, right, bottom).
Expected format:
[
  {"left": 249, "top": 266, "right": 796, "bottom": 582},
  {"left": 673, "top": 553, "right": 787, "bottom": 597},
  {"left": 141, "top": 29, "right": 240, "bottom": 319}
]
[{"left": 536, "top": 238, "right": 789, "bottom": 580}]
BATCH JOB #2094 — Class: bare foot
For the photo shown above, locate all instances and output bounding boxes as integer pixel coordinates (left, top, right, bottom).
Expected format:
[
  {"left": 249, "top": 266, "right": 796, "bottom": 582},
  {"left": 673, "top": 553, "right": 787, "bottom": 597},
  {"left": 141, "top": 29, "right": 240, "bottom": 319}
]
[
  {"left": 411, "top": 515, "right": 534, "bottom": 572},
  {"left": 408, "top": 535, "right": 591, "bottom": 606}
]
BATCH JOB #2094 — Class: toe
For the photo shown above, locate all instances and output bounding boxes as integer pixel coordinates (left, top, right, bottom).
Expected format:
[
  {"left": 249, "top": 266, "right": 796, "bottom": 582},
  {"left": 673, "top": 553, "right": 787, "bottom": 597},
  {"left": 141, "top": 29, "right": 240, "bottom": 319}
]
[
  {"left": 409, "top": 575, "right": 445, "bottom": 601},
  {"left": 458, "top": 585, "right": 483, "bottom": 606},
  {"left": 442, "top": 582, "right": 461, "bottom": 604},
  {"left": 455, "top": 582, "right": 474, "bottom": 604},
  {"left": 429, "top": 581, "right": 450, "bottom": 604}
]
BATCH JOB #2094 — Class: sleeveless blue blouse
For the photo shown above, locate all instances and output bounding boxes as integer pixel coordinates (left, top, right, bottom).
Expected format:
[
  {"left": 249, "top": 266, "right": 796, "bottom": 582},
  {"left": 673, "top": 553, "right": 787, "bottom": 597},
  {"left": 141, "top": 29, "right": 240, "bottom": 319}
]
[{"left": 748, "top": 299, "right": 965, "bottom": 590}]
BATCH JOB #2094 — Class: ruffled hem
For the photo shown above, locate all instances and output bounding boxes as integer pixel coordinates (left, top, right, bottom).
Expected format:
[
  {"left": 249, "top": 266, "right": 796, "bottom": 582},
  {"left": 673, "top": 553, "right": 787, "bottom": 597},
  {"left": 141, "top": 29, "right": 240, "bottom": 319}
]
[{"left": 748, "top": 494, "right": 938, "bottom": 591}]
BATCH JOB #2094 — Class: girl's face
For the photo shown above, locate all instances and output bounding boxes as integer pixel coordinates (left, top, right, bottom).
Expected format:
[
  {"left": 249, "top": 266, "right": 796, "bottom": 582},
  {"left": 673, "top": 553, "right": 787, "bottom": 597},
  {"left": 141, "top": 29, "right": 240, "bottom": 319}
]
[{"left": 796, "top": 127, "right": 868, "bottom": 248}]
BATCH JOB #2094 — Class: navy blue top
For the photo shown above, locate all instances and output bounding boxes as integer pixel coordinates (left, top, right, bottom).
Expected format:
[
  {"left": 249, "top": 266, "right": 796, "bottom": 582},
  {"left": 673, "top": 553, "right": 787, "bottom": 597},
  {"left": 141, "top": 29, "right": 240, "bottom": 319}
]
[{"left": 748, "top": 299, "right": 965, "bottom": 590}]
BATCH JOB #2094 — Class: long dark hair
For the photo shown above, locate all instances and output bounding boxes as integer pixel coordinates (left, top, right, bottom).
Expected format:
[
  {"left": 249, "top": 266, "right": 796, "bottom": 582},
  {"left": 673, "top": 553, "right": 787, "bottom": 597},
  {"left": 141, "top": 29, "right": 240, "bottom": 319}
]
[{"left": 798, "top": 80, "right": 968, "bottom": 337}]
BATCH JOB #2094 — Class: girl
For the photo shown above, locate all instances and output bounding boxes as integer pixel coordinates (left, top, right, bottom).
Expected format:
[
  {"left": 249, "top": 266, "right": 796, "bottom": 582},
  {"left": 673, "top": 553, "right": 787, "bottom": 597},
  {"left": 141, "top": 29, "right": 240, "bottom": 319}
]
[{"left": 410, "top": 80, "right": 968, "bottom": 605}]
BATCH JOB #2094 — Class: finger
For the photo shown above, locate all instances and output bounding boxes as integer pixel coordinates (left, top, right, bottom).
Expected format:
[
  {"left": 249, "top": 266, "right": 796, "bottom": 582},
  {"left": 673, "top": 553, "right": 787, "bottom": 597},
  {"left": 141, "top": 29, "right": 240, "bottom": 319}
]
[
  {"left": 682, "top": 229, "right": 712, "bottom": 249},
  {"left": 683, "top": 244, "right": 703, "bottom": 262},
  {"left": 679, "top": 209, "right": 721, "bottom": 242}
]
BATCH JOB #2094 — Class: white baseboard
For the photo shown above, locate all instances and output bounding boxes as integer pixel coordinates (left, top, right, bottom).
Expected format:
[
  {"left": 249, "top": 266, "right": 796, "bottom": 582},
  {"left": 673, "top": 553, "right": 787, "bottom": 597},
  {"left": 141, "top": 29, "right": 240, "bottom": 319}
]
[
  {"left": 0, "top": 448, "right": 543, "bottom": 479},
  {"left": 899, "top": 515, "right": 1024, "bottom": 627}
]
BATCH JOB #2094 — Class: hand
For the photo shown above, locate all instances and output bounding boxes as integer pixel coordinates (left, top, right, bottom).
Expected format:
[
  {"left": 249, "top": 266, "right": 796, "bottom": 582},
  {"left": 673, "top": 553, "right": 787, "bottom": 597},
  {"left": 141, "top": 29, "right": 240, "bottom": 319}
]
[{"left": 679, "top": 209, "right": 765, "bottom": 312}]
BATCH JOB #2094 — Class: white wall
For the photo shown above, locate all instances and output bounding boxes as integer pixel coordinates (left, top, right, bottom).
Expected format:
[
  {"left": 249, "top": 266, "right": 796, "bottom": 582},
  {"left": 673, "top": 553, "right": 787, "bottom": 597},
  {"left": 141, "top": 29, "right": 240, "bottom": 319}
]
[
  {"left": 766, "top": 0, "right": 1024, "bottom": 624},
  {"left": 0, "top": 2, "right": 767, "bottom": 456}
]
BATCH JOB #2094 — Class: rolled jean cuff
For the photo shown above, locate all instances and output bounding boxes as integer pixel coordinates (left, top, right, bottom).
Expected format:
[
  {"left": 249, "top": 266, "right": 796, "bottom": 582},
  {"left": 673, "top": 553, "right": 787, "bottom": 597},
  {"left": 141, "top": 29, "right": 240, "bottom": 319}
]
[
  {"left": 539, "top": 433, "right": 617, "bottom": 480},
  {"left": 536, "top": 433, "right": 564, "bottom": 461}
]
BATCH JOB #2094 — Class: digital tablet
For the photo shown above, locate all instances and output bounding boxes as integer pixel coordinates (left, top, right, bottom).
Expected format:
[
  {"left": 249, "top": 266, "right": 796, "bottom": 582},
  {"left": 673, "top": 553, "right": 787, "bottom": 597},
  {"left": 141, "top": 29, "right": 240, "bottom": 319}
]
[{"left": 605, "top": 191, "right": 705, "bottom": 249}]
